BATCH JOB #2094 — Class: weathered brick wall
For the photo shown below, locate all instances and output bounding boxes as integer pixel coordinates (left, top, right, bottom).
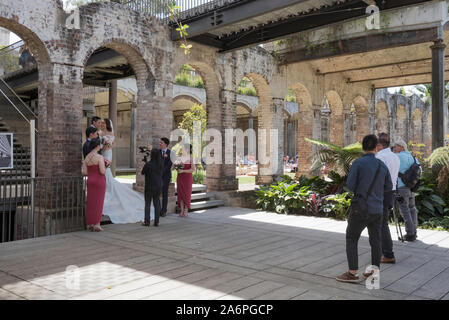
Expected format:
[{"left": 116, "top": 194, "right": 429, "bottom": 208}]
[
  {"left": 1, "top": 0, "right": 434, "bottom": 191},
  {"left": 0, "top": 0, "right": 173, "bottom": 186}
]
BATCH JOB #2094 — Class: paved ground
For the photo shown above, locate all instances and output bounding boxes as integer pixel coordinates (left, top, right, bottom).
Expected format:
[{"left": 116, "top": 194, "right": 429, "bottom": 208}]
[{"left": 1, "top": 207, "right": 449, "bottom": 300}]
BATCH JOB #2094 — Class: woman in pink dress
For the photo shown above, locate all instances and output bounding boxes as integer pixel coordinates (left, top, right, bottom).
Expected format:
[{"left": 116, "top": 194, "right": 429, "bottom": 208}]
[
  {"left": 82, "top": 138, "right": 107, "bottom": 232},
  {"left": 176, "top": 144, "right": 196, "bottom": 217}
]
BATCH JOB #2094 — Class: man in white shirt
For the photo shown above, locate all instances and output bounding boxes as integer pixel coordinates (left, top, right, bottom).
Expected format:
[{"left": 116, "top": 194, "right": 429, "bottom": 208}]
[{"left": 376, "top": 133, "right": 400, "bottom": 264}]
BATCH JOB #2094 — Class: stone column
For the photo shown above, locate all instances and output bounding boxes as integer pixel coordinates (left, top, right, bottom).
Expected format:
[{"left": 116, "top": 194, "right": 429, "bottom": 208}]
[
  {"left": 356, "top": 112, "right": 370, "bottom": 143},
  {"left": 257, "top": 98, "right": 284, "bottom": 184},
  {"left": 431, "top": 38, "right": 446, "bottom": 150},
  {"left": 297, "top": 109, "right": 314, "bottom": 177},
  {"left": 248, "top": 115, "right": 255, "bottom": 158},
  {"left": 204, "top": 89, "right": 238, "bottom": 191},
  {"left": 37, "top": 63, "right": 83, "bottom": 177},
  {"left": 109, "top": 79, "right": 118, "bottom": 177},
  {"left": 130, "top": 102, "right": 137, "bottom": 168},
  {"left": 287, "top": 120, "right": 293, "bottom": 157}
]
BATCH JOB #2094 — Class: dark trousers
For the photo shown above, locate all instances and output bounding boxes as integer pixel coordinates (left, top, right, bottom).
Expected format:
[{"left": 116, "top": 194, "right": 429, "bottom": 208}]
[
  {"left": 381, "top": 191, "right": 395, "bottom": 259},
  {"left": 161, "top": 177, "right": 170, "bottom": 215},
  {"left": 346, "top": 211, "right": 382, "bottom": 270},
  {"left": 145, "top": 191, "right": 161, "bottom": 225}
]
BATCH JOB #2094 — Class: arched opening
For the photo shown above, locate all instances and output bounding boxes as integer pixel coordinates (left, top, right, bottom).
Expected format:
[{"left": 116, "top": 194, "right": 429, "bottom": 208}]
[
  {"left": 353, "top": 95, "right": 369, "bottom": 143},
  {"left": 395, "top": 105, "right": 407, "bottom": 141},
  {"left": 0, "top": 22, "right": 50, "bottom": 178},
  {"left": 325, "top": 90, "right": 344, "bottom": 146},
  {"left": 375, "top": 100, "right": 390, "bottom": 135},
  {"left": 81, "top": 42, "right": 154, "bottom": 191},
  {"left": 172, "top": 64, "right": 206, "bottom": 185}
]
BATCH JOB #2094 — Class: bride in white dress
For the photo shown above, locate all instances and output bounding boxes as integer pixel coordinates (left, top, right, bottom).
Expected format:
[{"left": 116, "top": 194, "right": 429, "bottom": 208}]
[{"left": 100, "top": 118, "right": 154, "bottom": 223}]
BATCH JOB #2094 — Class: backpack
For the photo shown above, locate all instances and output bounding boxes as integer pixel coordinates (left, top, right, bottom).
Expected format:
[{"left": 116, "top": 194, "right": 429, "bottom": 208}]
[{"left": 399, "top": 156, "right": 421, "bottom": 192}]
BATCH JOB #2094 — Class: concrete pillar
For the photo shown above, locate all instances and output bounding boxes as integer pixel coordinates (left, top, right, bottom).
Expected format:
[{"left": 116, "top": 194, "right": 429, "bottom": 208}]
[
  {"left": 37, "top": 63, "right": 83, "bottom": 177},
  {"left": 431, "top": 38, "right": 446, "bottom": 150},
  {"left": 256, "top": 98, "right": 284, "bottom": 184},
  {"left": 248, "top": 115, "right": 255, "bottom": 158},
  {"left": 287, "top": 120, "right": 293, "bottom": 157},
  {"left": 109, "top": 80, "right": 118, "bottom": 177},
  {"left": 204, "top": 89, "right": 238, "bottom": 191},
  {"left": 130, "top": 102, "right": 136, "bottom": 168}
]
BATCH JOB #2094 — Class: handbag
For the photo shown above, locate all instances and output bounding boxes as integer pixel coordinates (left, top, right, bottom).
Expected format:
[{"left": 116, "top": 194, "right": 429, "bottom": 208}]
[{"left": 349, "top": 160, "right": 381, "bottom": 219}]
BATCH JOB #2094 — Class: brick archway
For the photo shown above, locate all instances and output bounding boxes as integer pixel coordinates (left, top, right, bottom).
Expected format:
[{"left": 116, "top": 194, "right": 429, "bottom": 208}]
[
  {"left": 325, "top": 90, "right": 344, "bottom": 146},
  {"left": 375, "top": 100, "right": 390, "bottom": 135},
  {"left": 353, "top": 95, "right": 369, "bottom": 143},
  {"left": 82, "top": 41, "right": 160, "bottom": 190},
  {"left": 289, "top": 82, "right": 313, "bottom": 176}
]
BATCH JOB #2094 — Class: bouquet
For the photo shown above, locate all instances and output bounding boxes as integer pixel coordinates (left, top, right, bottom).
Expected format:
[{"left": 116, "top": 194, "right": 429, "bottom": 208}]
[
  {"left": 173, "top": 160, "right": 184, "bottom": 171},
  {"left": 104, "top": 159, "right": 111, "bottom": 168}
]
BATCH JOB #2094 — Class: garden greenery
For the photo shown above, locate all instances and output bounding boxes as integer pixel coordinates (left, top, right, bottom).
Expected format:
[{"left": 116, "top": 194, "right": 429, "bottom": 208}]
[{"left": 255, "top": 139, "right": 449, "bottom": 231}]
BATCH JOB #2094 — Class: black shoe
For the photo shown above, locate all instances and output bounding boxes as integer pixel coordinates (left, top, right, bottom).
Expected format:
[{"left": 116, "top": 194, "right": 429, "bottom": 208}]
[
  {"left": 154, "top": 222, "right": 159, "bottom": 227},
  {"left": 160, "top": 213, "right": 167, "bottom": 217},
  {"left": 401, "top": 234, "right": 416, "bottom": 242}
]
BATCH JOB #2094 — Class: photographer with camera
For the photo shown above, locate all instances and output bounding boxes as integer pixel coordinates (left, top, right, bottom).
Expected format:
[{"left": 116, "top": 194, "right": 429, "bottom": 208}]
[
  {"left": 393, "top": 139, "right": 421, "bottom": 242},
  {"left": 376, "top": 133, "right": 400, "bottom": 264},
  {"left": 141, "top": 146, "right": 163, "bottom": 227}
]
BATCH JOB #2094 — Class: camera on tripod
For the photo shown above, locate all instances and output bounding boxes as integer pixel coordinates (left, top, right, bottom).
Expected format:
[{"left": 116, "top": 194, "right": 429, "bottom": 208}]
[
  {"left": 138, "top": 146, "right": 151, "bottom": 162},
  {"left": 395, "top": 194, "right": 405, "bottom": 204}
]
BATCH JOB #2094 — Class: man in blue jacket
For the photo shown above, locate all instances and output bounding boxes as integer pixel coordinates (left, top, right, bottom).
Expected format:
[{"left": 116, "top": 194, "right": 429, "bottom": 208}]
[
  {"left": 336, "top": 134, "right": 392, "bottom": 283},
  {"left": 393, "top": 139, "right": 419, "bottom": 242}
]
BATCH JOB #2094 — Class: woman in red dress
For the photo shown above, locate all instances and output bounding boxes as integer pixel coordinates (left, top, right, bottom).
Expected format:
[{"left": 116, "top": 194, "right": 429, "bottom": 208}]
[
  {"left": 176, "top": 144, "right": 196, "bottom": 217},
  {"left": 82, "top": 138, "right": 107, "bottom": 231}
]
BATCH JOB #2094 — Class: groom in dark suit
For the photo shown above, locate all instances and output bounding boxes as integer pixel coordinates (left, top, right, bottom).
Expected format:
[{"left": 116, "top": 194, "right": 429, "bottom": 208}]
[{"left": 159, "top": 137, "right": 172, "bottom": 217}]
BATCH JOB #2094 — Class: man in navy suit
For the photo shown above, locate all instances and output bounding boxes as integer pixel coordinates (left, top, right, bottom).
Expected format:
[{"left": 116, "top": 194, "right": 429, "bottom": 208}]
[
  {"left": 83, "top": 127, "right": 98, "bottom": 158},
  {"left": 159, "top": 137, "right": 172, "bottom": 217}
]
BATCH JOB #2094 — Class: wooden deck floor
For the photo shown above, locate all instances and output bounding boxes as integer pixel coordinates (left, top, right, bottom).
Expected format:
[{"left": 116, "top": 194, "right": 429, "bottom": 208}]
[{"left": 1, "top": 207, "right": 449, "bottom": 300}]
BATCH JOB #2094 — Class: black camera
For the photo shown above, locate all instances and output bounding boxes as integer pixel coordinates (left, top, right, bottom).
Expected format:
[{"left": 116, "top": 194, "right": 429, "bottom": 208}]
[
  {"left": 395, "top": 194, "right": 405, "bottom": 204},
  {"left": 138, "top": 146, "right": 151, "bottom": 162}
]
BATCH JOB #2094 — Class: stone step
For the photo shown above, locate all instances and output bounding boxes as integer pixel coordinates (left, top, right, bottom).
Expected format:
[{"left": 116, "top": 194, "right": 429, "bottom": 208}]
[
  {"left": 190, "top": 192, "right": 216, "bottom": 202},
  {"left": 189, "top": 199, "right": 225, "bottom": 211},
  {"left": 175, "top": 184, "right": 207, "bottom": 194}
]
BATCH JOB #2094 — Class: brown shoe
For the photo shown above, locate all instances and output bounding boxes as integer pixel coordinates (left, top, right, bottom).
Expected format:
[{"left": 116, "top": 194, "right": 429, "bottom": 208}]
[
  {"left": 381, "top": 255, "right": 396, "bottom": 264},
  {"left": 336, "top": 271, "right": 360, "bottom": 283}
]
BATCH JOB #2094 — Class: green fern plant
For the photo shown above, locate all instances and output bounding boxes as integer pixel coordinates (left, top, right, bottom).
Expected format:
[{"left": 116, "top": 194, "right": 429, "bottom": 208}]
[{"left": 305, "top": 138, "right": 364, "bottom": 176}]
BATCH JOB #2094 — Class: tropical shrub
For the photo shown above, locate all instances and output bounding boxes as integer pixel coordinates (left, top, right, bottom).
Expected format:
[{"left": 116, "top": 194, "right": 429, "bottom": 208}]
[
  {"left": 306, "top": 138, "right": 364, "bottom": 176},
  {"left": 255, "top": 181, "right": 314, "bottom": 215},
  {"left": 322, "top": 192, "right": 352, "bottom": 220},
  {"left": 414, "top": 183, "right": 448, "bottom": 224}
]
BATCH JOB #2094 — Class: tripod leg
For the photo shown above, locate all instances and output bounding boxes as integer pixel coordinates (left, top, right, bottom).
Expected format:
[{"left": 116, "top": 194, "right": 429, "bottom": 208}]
[{"left": 392, "top": 201, "right": 404, "bottom": 242}]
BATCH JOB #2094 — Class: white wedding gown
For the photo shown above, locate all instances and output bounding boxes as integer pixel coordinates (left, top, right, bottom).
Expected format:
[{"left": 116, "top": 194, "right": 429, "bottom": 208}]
[{"left": 102, "top": 148, "right": 154, "bottom": 223}]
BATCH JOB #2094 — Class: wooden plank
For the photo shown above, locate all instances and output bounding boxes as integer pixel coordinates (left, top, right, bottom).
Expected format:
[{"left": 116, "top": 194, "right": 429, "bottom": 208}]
[
  {"left": 384, "top": 257, "right": 448, "bottom": 294},
  {"left": 412, "top": 266, "right": 449, "bottom": 299}
]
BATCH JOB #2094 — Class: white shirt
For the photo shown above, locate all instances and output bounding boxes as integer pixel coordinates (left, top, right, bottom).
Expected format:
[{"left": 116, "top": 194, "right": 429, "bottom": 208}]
[{"left": 376, "top": 147, "right": 400, "bottom": 191}]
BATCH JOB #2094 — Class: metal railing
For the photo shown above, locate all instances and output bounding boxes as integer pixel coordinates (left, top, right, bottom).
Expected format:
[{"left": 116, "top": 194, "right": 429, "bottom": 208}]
[
  {"left": 119, "top": 0, "right": 241, "bottom": 20},
  {"left": 0, "top": 176, "right": 86, "bottom": 243}
]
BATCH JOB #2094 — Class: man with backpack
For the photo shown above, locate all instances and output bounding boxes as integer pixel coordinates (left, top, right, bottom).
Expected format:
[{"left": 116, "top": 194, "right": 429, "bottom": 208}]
[{"left": 393, "top": 139, "right": 421, "bottom": 242}]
